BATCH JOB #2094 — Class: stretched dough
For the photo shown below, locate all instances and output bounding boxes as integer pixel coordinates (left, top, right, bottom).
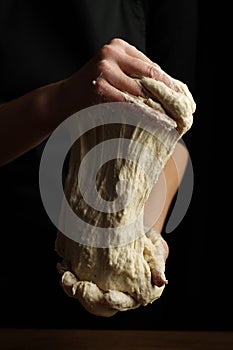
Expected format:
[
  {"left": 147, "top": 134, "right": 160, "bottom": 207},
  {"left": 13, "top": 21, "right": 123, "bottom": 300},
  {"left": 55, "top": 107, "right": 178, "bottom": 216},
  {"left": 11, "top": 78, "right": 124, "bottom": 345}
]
[{"left": 55, "top": 70, "right": 196, "bottom": 316}]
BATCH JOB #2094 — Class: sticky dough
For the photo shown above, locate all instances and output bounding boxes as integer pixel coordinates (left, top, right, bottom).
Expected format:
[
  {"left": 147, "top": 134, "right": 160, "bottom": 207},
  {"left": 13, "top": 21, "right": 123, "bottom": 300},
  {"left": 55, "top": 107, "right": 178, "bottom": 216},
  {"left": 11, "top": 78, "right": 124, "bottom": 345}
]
[{"left": 55, "top": 70, "right": 196, "bottom": 317}]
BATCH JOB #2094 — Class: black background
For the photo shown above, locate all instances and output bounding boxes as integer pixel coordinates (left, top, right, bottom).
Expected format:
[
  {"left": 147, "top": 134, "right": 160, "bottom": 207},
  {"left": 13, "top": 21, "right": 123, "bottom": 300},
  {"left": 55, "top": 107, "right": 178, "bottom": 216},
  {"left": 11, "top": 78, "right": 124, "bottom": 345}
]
[{"left": 0, "top": 1, "right": 231, "bottom": 331}]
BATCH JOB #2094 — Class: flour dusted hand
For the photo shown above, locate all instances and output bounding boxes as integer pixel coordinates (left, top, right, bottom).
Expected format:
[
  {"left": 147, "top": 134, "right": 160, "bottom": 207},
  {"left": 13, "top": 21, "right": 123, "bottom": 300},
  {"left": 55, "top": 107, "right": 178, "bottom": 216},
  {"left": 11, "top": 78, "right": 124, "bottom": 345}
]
[{"left": 55, "top": 59, "right": 196, "bottom": 317}]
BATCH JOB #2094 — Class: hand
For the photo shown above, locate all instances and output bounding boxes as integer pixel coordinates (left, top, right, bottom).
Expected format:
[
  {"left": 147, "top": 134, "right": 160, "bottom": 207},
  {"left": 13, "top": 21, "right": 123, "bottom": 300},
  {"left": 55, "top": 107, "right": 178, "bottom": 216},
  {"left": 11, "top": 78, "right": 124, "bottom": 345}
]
[
  {"left": 61, "top": 38, "right": 175, "bottom": 116},
  {"left": 0, "top": 37, "right": 183, "bottom": 166}
]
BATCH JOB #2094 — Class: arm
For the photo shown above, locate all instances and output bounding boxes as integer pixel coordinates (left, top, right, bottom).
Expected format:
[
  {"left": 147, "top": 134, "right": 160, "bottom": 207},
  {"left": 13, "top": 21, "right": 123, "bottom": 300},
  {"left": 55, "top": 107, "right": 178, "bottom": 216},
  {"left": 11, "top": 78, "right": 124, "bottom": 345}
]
[
  {"left": 143, "top": 141, "right": 189, "bottom": 262},
  {"left": 145, "top": 141, "right": 189, "bottom": 235},
  {"left": 0, "top": 38, "right": 160, "bottom": 166},
  {"left": 0, "top": 81, "right": 64, "bottom": 166}
]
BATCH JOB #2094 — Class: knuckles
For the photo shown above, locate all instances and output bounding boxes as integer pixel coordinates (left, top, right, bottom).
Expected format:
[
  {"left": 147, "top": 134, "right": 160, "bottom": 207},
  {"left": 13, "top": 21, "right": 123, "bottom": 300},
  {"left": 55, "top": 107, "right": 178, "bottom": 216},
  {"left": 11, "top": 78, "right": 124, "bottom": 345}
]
[
  {"left": 97, "top": 59, "right": 111, "bottom": 74},
  {"left": 98, "top": 38, "right": 125, "bottom": 61},
  {"left": 109, "top": 37, "right": 125, "bottom": 47}
]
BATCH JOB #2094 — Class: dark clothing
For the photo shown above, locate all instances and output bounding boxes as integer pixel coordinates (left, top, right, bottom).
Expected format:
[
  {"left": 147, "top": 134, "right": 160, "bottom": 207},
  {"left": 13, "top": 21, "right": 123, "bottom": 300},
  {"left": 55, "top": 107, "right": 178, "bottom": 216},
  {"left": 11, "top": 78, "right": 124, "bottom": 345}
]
[{"left": 0, "top": 0, "right": 198, "bottom": 328}]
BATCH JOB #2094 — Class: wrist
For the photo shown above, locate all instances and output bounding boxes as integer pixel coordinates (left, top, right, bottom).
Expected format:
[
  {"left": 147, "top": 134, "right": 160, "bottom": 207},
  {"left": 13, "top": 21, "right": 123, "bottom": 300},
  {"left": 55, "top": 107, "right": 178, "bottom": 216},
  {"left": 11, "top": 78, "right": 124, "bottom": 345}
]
[{"left": 35, "top": 79, "right": 70, "bottom": 135}]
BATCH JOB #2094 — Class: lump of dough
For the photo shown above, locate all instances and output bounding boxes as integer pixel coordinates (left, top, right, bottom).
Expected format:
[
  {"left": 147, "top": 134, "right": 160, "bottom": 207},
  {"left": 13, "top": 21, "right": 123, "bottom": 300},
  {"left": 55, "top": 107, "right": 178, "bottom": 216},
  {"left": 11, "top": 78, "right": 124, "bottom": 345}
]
[
  {"left": 55, "top": 66, "right": 196, "bottom": 317},
  {"left": 56, "top": 228, "right": 167, "bottom": 316}
]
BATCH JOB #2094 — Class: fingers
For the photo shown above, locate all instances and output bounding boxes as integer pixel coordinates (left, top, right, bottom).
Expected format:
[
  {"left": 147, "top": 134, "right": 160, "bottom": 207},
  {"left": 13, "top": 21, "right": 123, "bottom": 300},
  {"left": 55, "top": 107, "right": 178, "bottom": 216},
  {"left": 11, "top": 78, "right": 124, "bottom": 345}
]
[
  {"left": 109, "top": 38, "right": 160, "bottom": 68},
  {"left": 92, "top": 76, "right": 127, "bottom": 102},
  {"left": 93, "top": 38, "right": 181, "bottom": 103},
  {"left": 94, "top": 40, "right": 146, "bottom": 97},
  {"left": 144, "top": 229, "right": 168, "bottom": 287},
  {"left": 151, "top": 269, "right": 168, "bottom": 287},
  {"left": 66, "top": 38, "right": 183, "bottom": 114}
]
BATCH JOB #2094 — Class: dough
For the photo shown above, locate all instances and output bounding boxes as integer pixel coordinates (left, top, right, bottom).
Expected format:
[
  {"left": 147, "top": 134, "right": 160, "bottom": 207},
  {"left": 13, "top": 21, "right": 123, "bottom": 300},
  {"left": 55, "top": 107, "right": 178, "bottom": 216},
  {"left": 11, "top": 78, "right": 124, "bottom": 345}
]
[{"left": 55, "top": 68, "right": 196, "bottom": 317}]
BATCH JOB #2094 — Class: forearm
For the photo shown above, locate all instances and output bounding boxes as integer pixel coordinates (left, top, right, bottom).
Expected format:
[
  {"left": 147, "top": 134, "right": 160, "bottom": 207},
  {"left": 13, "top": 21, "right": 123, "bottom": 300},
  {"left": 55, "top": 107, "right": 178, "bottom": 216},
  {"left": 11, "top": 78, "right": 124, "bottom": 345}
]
[
  {"left": 0, "top": 80, "right": 66, "bottom": 166},
  {"left": 144, "top": 142, "right": 189, "bottom": 234},
  {"left": 0, "top": 38, "right": 193, "bottom": 168}
]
